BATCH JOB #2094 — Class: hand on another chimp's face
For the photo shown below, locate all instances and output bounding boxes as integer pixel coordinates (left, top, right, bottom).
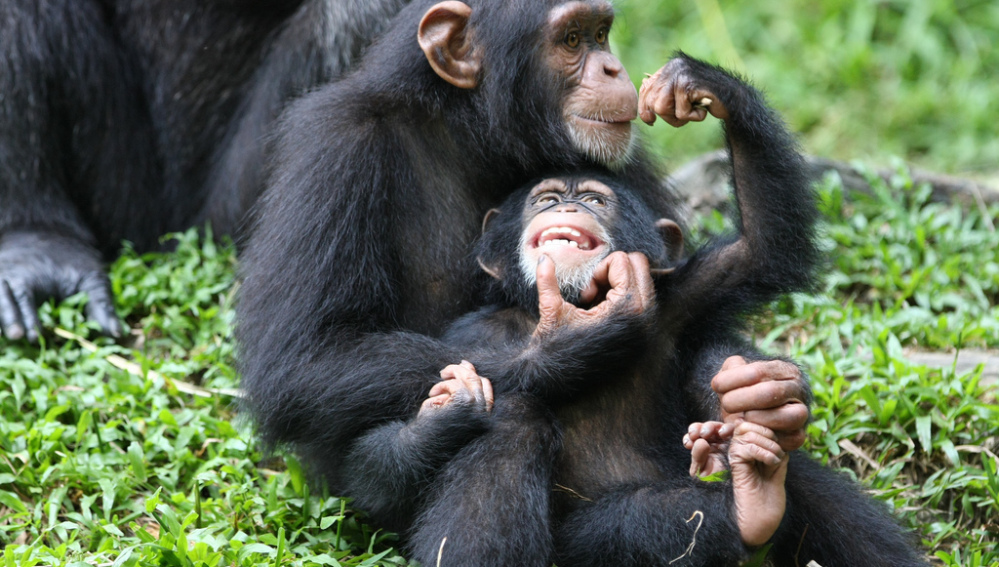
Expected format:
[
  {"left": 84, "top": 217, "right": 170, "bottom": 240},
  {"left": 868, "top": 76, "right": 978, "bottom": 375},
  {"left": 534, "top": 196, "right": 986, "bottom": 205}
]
[{"left": 533, "top": 251, "right": 654, "bottom": 339}]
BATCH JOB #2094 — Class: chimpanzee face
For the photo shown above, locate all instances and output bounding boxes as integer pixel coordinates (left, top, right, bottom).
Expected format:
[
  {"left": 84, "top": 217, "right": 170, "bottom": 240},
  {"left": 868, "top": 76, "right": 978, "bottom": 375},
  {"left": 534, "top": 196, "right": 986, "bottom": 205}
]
[
  {"left": 545, "top": 2, "right": 638, "bottom": 167},
  {"left": 518, "top": 177, "right": 617, "bottom": 302}
]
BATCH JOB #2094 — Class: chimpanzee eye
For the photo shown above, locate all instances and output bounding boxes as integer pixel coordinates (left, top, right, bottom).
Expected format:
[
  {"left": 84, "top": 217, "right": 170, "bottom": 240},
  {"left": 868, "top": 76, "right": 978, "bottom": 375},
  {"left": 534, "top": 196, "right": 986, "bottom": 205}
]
[
  {"left": 536, "top": 193, "right": 561, "bottom": 206},
  {"left": 582, "top": 194, "right": 606, "bottom": 206},
  {"left": 565, "top": 31, "right": 580, "bottom": 48},
  {"left": 595, "top": 28, "right": 608, "bottom": 45}
]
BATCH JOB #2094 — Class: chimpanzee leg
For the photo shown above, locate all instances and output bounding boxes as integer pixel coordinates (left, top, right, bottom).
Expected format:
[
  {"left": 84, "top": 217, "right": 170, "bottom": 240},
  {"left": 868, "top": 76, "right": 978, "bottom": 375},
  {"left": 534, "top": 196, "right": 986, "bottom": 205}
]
[
  {"left": 407, "top": 394, "right": 559, "bottom": 567},
  {"left": 770, "top": 455, "right": 928, "bottom": 567},
  {"left": 555, "top": 479, "right": 748, "bottom": 567}
]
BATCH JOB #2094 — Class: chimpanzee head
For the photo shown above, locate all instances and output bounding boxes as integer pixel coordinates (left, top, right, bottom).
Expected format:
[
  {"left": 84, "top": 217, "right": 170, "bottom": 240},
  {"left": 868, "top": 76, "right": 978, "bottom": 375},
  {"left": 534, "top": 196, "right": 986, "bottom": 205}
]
[
  {"left": 476, "top": 173, "right": 684, "bottom": 308},
  {"left": 411, "top": 0, "right": 640, "bottom": 169}
]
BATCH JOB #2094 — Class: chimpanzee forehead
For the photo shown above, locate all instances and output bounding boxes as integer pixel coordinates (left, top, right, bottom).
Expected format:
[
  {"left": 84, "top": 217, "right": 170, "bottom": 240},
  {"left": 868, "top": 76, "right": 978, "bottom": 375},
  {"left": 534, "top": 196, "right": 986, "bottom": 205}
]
[
  {"left": 526, "top": 177, "right": 615, "bottom": 199},
  {"left": 546, "top": 1, "right": 615, "bottom": 30}
]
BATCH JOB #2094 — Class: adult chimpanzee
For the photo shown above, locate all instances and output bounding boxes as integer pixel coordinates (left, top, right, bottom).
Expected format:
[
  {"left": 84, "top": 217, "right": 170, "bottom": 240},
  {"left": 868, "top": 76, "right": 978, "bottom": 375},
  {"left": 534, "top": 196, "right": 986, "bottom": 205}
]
[
  {"left": 238, "top": 0, "right": 817, "bottom": 564},
  {"left": 0, "top": 0, "right": 410, "bottom": 342},
  {"left": 428, "top": 172, "right": 926, "bottom": 566}
]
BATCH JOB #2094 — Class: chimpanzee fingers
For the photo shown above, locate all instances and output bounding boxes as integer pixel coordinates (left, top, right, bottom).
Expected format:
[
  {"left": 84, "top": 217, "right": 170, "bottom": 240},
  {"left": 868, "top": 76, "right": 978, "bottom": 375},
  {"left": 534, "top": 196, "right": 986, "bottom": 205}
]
[
  {"left": 672, "top": 82, "right": 699, "bottom": 123},
  {"left": 602, "top": 251, "right": 638, "bottom": 299},
  {"left": 535, "top": 255, "right": 568, "bottom": 330},
  {"left": 637, "top": 69, "right": 665, "bottom": 125},
  {"left": 742, "top": 402, "right": 809, "bottom": 435},
  {"left": 689, "top": 438, "right": 714, "bottom": 476},
  {"left": 480, "top": 376, "right": 494, "bottom": 412},
  {"left": 730, "top": 421, "right": 785, "bottom": 468},
  {"left": 10, "top": 281, "right": 40, "bottom": 343},
  {"left": 696, "top": 92, "right": 730, "bottom": 120},
  {"left": 720, "top": 379, "right": 808, "bottom": 416},
  {"left": 577, "top": 279, "right": 600, "bottom": 305},
  {"left": 774, "top": 429, "right": 807, "bottom": 454},
  {"left": 688, "top": 420, "right": 733, "bottom": 444},
  {"left": 428, "top": 377, "right": 459, "bottom": 398},
  {"left": 712, "top": 358, "right": 802, "bottom": 395},
  {"left": 0, "top": 280, "right": 27, "bottom": 341},
  {"left": 720, "top": 355, "right": 748, "bottom": 373},
  {"left": 626, "top": 252, "right": 655, "bottom": 308},
  {"left": 420, "top": 393, "right": 453, "bottom": 413},
  {"left": 80, "top": 271, "right": 122, "bottom": 338},
  {"left": 439, "top": 360, "right": 490, "bottom": 411}
]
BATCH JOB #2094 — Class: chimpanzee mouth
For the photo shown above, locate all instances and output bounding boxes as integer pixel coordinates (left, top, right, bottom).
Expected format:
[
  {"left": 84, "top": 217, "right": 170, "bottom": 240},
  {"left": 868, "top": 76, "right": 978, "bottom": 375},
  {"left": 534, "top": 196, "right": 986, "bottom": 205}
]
[
  {"left": 532, "top": 225, "right": 604, "bottom": 252},
  {"left": 570, "top": 113, "right": 634, "bottom": 126}
]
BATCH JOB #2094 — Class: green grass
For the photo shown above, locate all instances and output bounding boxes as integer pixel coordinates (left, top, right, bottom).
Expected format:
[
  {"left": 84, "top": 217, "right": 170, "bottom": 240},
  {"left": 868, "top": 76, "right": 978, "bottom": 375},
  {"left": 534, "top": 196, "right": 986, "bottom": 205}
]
[
  {"left": 2, "top": 170, "right": 997, "bottom": 566},
  {"left": 3, "top": 2, "right": 999, "bottom": 564}
]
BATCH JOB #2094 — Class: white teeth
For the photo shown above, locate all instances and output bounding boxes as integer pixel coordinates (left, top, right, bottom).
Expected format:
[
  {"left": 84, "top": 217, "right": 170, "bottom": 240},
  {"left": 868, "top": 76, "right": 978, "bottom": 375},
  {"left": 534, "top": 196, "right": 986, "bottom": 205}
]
[
  {"left": 540, "top": 239, "right": 585, "bottom": 249},
  {"left": 540, "top": 227, "right": 582, "bottom": 239}
]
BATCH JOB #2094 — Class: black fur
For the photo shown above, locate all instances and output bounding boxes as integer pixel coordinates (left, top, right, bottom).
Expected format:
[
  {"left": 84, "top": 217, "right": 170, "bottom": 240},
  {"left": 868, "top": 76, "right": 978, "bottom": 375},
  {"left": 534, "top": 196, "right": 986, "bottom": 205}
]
[
  {"left": 428, "top": 56, "right": 924, "bottom": 564},
  {"left": 444, "top": 169, "right": 925, "bottom": 565},
  {"left": 235, "top": 1, "right": 925, "bottom": 563},
  {"left": 0, "top": 0, "right": 409, "bottom": 340}
]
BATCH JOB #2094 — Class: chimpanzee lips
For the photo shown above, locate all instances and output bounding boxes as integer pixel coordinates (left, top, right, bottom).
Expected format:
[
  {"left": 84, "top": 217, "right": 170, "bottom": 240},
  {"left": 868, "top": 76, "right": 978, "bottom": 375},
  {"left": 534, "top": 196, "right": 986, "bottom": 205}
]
[{"left": 533, "top": 226, "right": 602, "bottom": 251}]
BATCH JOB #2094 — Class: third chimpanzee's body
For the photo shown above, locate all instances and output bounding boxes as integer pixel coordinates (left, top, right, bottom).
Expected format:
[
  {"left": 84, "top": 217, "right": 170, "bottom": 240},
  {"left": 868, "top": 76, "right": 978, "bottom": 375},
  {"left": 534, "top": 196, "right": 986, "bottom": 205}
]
[{"left": 0, "top": 0, "right": 409, "bottom": 340}]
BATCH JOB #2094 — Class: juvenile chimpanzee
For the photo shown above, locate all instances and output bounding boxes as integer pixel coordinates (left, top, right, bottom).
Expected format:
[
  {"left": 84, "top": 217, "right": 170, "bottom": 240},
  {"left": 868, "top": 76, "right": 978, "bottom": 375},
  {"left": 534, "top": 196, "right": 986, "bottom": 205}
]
[
  {"left": 0, "top": 0, "right": 410, "bottom": 341},
  {"left": 237, "top": 0, "right": 813, "bottom": 563},
  {"left": 432, "top": 173, "right": 926, "bottom": 566}
]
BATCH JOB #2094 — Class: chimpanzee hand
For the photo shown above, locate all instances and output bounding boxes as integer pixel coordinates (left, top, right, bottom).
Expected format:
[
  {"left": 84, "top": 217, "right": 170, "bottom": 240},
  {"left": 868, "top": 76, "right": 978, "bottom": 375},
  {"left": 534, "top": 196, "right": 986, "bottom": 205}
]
[
  {"left": 711, "top": 356, "right": 810, "bottom": 452},
  {"left": 533, "top": 251, "right": 655, "bottom": 339},
  {"left": 637, "top": 55, "right": 730, "bottom": 127},
  {"left": 420, "top": 360, "right": 495, "bottom": 416},
  {"left": 684, "top": 420, "right": 734, "bottom": 478},
  {"left": 0, "top": 231, "right": 121, "bottom": 342},
  {"left": 684, "top": 420, "right": 788, "bottom": 547}
]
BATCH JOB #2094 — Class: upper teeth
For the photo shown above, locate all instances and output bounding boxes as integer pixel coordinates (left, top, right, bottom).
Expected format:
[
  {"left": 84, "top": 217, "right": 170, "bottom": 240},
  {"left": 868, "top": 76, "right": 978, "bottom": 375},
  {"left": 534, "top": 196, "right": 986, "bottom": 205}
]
[{"left": 541, "top": 227, "right": 582, "bottom": 239}]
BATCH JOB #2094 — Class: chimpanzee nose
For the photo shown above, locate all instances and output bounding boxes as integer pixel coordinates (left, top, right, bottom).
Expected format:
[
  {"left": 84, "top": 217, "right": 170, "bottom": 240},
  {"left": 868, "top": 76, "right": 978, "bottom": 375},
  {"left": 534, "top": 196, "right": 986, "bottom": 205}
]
[{"left": 556, "top": 203, "right": 578, "bottom": 213}]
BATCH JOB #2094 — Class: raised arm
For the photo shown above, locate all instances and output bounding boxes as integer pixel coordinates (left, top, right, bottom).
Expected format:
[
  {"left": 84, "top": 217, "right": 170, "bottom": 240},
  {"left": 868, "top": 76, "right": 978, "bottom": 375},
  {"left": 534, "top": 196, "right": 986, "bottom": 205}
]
[{"left": 639, "top": 53, "right": 820, "bottom": 316}]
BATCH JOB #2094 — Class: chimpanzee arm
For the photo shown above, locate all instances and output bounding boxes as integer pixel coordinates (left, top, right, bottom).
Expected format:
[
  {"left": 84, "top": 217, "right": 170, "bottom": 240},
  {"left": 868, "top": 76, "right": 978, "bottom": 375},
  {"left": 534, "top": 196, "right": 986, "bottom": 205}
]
[
  {"left": 443, "top": 305, "right": 652, "bottom": 401},
  {"left": 237, "top": 94, "right": 503, "bottom": 526},
  {"left": 0, "top": 1, "right": 146, "bottom": 341},
  {"left": 338, "top": 374, "right": 493, "bottom": 532},
  {"left": 640, "top": 53, "right": 819, "bottom": 321}
]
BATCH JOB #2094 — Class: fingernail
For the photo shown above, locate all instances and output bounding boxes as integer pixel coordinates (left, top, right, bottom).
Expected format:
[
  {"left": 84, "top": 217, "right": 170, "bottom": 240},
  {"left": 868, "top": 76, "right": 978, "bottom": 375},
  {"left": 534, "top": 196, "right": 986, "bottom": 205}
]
[{"left": 5, "top": 324, "right": 24, "bottom": 341}]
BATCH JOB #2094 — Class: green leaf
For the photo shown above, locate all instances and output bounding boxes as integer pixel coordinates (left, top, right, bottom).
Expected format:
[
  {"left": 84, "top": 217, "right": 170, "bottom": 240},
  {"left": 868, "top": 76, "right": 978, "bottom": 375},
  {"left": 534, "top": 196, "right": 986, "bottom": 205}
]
[{"left": 915, "top": 415, "right": 932, "bottom": 454}]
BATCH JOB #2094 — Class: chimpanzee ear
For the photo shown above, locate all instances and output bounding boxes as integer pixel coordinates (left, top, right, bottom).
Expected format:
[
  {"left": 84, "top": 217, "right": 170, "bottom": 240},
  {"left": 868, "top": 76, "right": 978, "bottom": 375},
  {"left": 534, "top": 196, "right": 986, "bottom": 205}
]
[
  {"left": 655, "top": 218, "right": 684, "bottom": 272},
  {"left": 476, "top": 208, "right": 503, "bottom": 280},
  {"left": 418, "top": 1, "right": 481, "bottom": 89},
  {"left": 481, "top": 208, "right": 501, "bottom": 234},
  {"left": 477, "top": 256, "right": 503, "bottom": 280}
]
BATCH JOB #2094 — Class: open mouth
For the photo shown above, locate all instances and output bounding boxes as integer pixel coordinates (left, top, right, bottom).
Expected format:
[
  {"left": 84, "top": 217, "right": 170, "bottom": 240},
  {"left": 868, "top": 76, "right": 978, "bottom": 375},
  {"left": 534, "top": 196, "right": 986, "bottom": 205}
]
[{"left": 531, "top": 225, "right": 604, "bottom": 252}]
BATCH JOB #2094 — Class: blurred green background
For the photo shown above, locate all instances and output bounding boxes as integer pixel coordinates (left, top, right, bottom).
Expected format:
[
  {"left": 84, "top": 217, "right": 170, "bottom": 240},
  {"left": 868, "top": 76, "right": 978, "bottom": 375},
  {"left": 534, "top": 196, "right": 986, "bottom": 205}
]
[{"left": 613, "top": 0, "right": 999, "bottom": 179}]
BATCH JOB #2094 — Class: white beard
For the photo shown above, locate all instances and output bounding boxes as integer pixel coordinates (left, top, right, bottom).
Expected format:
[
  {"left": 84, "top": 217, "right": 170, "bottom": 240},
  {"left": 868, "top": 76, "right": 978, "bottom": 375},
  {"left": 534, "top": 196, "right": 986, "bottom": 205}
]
[
  {"left": 519, "top": 245, "right": 612, "bottom": 304},
  {"left": 566, "top": 120, "right": 637, "bottom": 170}
]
